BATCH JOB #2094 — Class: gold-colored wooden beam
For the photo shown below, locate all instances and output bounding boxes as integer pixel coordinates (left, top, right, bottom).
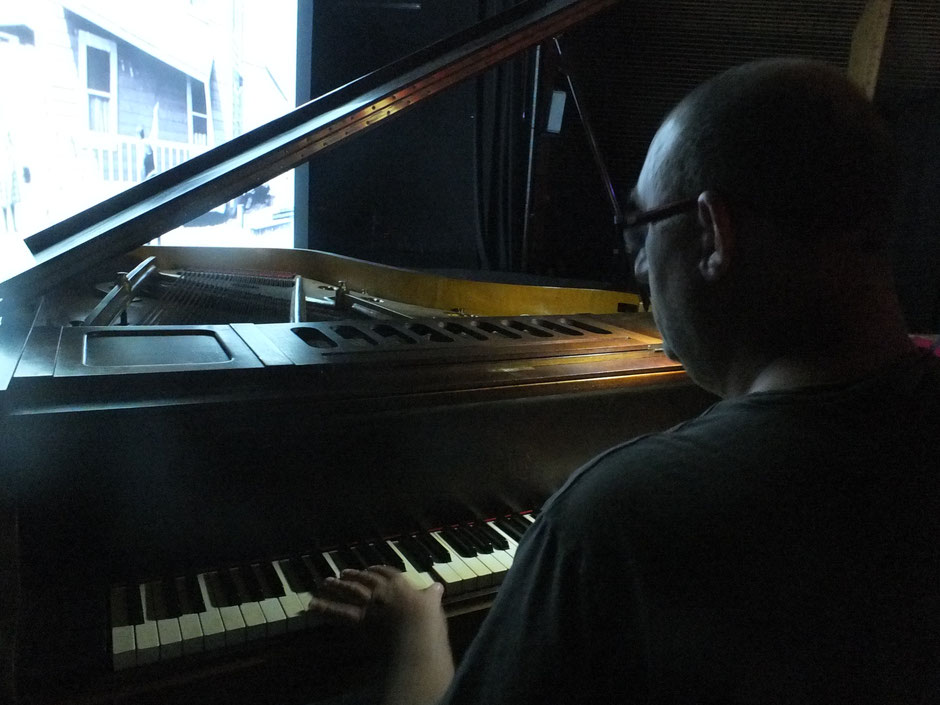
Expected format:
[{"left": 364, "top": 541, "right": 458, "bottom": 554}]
[{"left": 848, "top": 0, "right": 893, "bottom": 99}]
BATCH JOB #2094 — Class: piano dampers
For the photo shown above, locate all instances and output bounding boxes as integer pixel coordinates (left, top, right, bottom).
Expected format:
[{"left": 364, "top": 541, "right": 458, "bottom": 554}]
[{"left": 141, "top": 270, "right": 296, "bottom": 326}]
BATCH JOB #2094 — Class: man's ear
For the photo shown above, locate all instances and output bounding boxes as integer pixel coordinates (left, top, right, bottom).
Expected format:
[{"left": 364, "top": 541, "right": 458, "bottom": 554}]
[{"left": 696, "top": 190, "right": 734, "bottom": 282}]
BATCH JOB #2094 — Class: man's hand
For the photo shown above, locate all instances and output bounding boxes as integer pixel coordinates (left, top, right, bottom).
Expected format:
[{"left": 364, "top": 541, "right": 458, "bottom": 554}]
[
  {"left": 311, "top": 565, "right": 444, "bottom": 628},
  {"left": 310, "top": 566, "right": 454, "bottom": 705}
]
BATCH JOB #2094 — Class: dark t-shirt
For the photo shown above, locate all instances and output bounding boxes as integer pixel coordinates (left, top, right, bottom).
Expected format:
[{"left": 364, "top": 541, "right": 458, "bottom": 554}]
[{"left": 440, "top": 350, "right": 940, "bottom": 704}]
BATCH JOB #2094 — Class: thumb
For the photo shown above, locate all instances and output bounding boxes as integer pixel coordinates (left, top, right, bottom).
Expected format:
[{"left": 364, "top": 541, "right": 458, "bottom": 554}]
[{"left": 422, "top": 581, "right": 445, "bottom": 602}]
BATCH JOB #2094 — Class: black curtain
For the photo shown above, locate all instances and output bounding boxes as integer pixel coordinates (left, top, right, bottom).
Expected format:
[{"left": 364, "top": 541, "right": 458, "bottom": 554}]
[
  {"left": 302, "top": 0, "right": 532, "bottom": 273},
  {"left": 474, "top": 0, "right": 531, "bottom": 271}
]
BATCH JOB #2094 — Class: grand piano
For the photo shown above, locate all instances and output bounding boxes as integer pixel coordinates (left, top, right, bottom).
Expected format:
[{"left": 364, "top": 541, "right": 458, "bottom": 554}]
[{"left": 0, "top": 1, "right": 714, "bottom": 702}]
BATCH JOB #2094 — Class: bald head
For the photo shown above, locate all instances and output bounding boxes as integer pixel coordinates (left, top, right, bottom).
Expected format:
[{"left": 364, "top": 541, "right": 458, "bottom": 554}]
[
  {"left": 654, "top": 59, "right": 897, "bottom": 248},
  {"left": 632, "top": 59, "right": 912, "bottom": 397}
]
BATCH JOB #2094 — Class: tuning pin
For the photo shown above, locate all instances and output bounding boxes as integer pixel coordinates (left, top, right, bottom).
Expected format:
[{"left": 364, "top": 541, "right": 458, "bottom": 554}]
[{"left": 334, "top": 280, "right": 349, "bottom": 310}]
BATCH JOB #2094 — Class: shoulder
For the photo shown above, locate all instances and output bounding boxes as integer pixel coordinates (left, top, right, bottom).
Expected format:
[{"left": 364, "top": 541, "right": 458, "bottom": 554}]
[
  {"left": 546, "top": 395, "right": 759, "bottom": 494},
  {"left": 538, "top": 398, "right": 758, "bottom": 537},
  {"left": 540, "top": 349, "right": 940, "bottom": 538}
]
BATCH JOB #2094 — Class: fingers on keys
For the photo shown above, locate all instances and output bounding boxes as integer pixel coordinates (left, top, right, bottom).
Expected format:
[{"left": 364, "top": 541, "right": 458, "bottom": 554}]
[
  {"left": 309, "top": 565, "right": 410, "bottom": 622},
  {"left": 310, "top": 567, "right": 381, "bottom": 621}
]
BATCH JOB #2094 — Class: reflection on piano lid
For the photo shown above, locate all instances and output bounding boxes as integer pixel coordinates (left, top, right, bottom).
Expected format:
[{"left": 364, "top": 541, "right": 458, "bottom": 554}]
[{"left": 0, "top": 0, "right": 622, "bottom": 305}]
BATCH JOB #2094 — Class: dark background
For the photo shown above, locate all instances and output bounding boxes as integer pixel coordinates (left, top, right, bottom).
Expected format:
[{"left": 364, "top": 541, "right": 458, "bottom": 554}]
[{"left": 299, "top": 0, "right": 940, "bottom": 331}]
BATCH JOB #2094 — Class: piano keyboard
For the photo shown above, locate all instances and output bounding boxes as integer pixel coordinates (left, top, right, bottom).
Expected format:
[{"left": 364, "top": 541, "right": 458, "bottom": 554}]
[{"left": 109, "top": 513, "right": 537, "bottom": 670}]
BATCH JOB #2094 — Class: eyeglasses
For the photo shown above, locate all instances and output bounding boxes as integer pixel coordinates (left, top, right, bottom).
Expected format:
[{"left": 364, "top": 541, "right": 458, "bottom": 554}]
[{"left": 622, "top": 196, "right": 698, "bottom": 229}]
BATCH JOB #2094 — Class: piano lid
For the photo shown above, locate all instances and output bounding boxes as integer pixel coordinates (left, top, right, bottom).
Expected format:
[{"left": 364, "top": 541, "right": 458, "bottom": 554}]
[{"left": 0, "top": 0, "right": 620, "bottom": 302}]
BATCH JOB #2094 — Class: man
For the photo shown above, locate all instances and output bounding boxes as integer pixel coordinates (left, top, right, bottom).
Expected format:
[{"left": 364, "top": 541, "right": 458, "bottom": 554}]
[{"left": 313, "top": 59, "right": 940, "bottom": 704}]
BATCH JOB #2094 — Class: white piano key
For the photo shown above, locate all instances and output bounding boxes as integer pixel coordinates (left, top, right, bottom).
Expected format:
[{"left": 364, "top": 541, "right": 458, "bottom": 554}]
[
  {"left": 156, "top": 620, "right": 182, "bottom": 660},
  {"left": 202, "top": 571, "right": 246, "bottom": 646},
  {"left": 458, "top": 523, "right": 514, "bottom": 575},
  {"left": 134, "top": 584, "right": 160, "bottom": 665},
  {"left": 426, "top": 559, "right": 464, "bottom": 595},
  {"left": 326, "top": 548, "right": 361, "bottom": 574},
  {"left": 456, "top": 526, "right": 510, "bottom": 579},
  {"left": 320, "top": 551, "right": 343, "bottom": 578},
  {"left": 173, "top": 577, "right": 204, "bottom": 655},
  {"left": 302, "top": 552, "right": 337, "bottom": 582},
  {"left": 298, "top": 555, "right": 334, "bottom": 626},
  {"left": 145, "top": 581, "right": 182, "bottom": 661},
  {"left": 397, "top": 537, "right": 464, "bottom": 595},
  {"left": 384, "top": 540, "right": 434, "bottom": 590},
  {"left": 227, "top": 568, "right": 266, "bottom": 642},
  {"left": 110, "top": 585, "right": 136, "bottom": 671},
  {"left": 428, "top": 533, "right": 484, "bottom": 591},
  {"left": 194, "top": 573, "right": 227, "bottom": 650},
  {"left": 177, "top": 612, "right": 203, "bottom": 655},
  {"left": 258, "top": 596, "right": 287, "bottom": 635},
  {"left": 486, "top": 520, "right": 520, "bottom": 557},
  {"left": 248, "top": 564, "right": 289, "bottom": 637},
  {"left": 521, "top": 513, "right": 537, "bottom": 524},
  {"left": 474, "top": 550, "right": 509, "bottom": 583},
  {"left": 466, "top": 522, "right": 514, "bottom": 565},
  {"left": 489, "top": 545, "right": 514, "bottom": 572},
  {"left": 270, "top": 560, "right": 311, "bottom": 630},
  {"left": 435, "top": 565, "right": 470, "bottom": 595},
  {"left": 433, "top": 531, "right": 495, "bottom": 588}
]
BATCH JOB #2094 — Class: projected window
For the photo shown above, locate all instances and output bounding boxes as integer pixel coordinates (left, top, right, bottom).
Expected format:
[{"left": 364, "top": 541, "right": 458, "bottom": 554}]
[
  {"left": 0, "top": 2, "right": 297, "bottom": 247},
  {"left": 79, "top": 31, "right": 117, "bottom": 132},
  {"left": 188, "top": 78, "right": 209, "bottom": 145}
]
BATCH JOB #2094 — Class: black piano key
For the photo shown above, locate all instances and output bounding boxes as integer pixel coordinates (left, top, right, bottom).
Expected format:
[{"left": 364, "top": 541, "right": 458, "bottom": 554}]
[
  {"left": 177, "top": 575, "right": 206, "bottom": 614},
  {"left": 354, "top": 542, "right": 385, "bottom": 568},
  {"left": 110, "top": 585, "right": 137, "bottom": 670},
  {"left": 494, "top": 517, "right": 524, "bottom": 542},
  {"left": 414, "top": 532, "right": 451, "bottom": 563},
  {"left": 226, "top": 568, "right": 254, "bottom": 604},
  {"left": 110, "top": 585, "right": 135, "bottom": 628},
  {"left": 411, "top": 533, "right": 442, "bottom": 562},
  {"left": 161, "top": 577, "right": 183, "bottom": 618},
  {"left": 507, "top": 513, "right": 533, "bottom": 535},
  {"left": 201, "top": 571, "right": 224, "bottom": 608},
  {"left": 347, "top": 545, "right": 370, "bottom": 569},
  {"left": 476, "top": 521, "right": 511, "bottom": 551},
  {"left": 255, "top": 562, "right": 286, "bottom": 599},
  {"left": 397, "top": 536, "right": 434, "bottom": 573},
  {"left": 374, "top": 541, "right": 406, "bottom": 571},
  {"left": 125, "top": 583, "right": 145, "bottom": 626},
  {"left": 348, "top": 544, "right": 375, "bottom": 568},
  {"left": 245, "top": 565, "right": 269, "bottom": 601},
  {"left": 226, "top": 568, "right": 267, "bottom": 639},
  {"left": 286, "top": 557, "right": 320, "bottom": 592},
  {"left": 330, "top": 547, "right": 362, "bottom": 573},
  {"left": 246, "top": 564, "right": 267, "bottom": 599},
  {"left": 305, "top": 551, "right": 338, "bottom": 580},
  {"left": 143, "top": 581, "right": 169, "bottom": 621},
  {"left": 456, "top": 524, "right": 494, "bottom": 554},
  {"left": 214, "top": 569, "right": 241, "bottom": 607},
  {"left": 440, "top": 527, "right": 476, "bottom": 558}
]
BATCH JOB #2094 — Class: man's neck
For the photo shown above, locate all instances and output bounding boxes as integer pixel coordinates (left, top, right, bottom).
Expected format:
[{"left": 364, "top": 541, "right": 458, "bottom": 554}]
[
  {"left": 734, "top": 322, "right": 915, "bottom": 396},
  {"left": 715, "top": 261, "right": 915, "bottom": 397}
]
